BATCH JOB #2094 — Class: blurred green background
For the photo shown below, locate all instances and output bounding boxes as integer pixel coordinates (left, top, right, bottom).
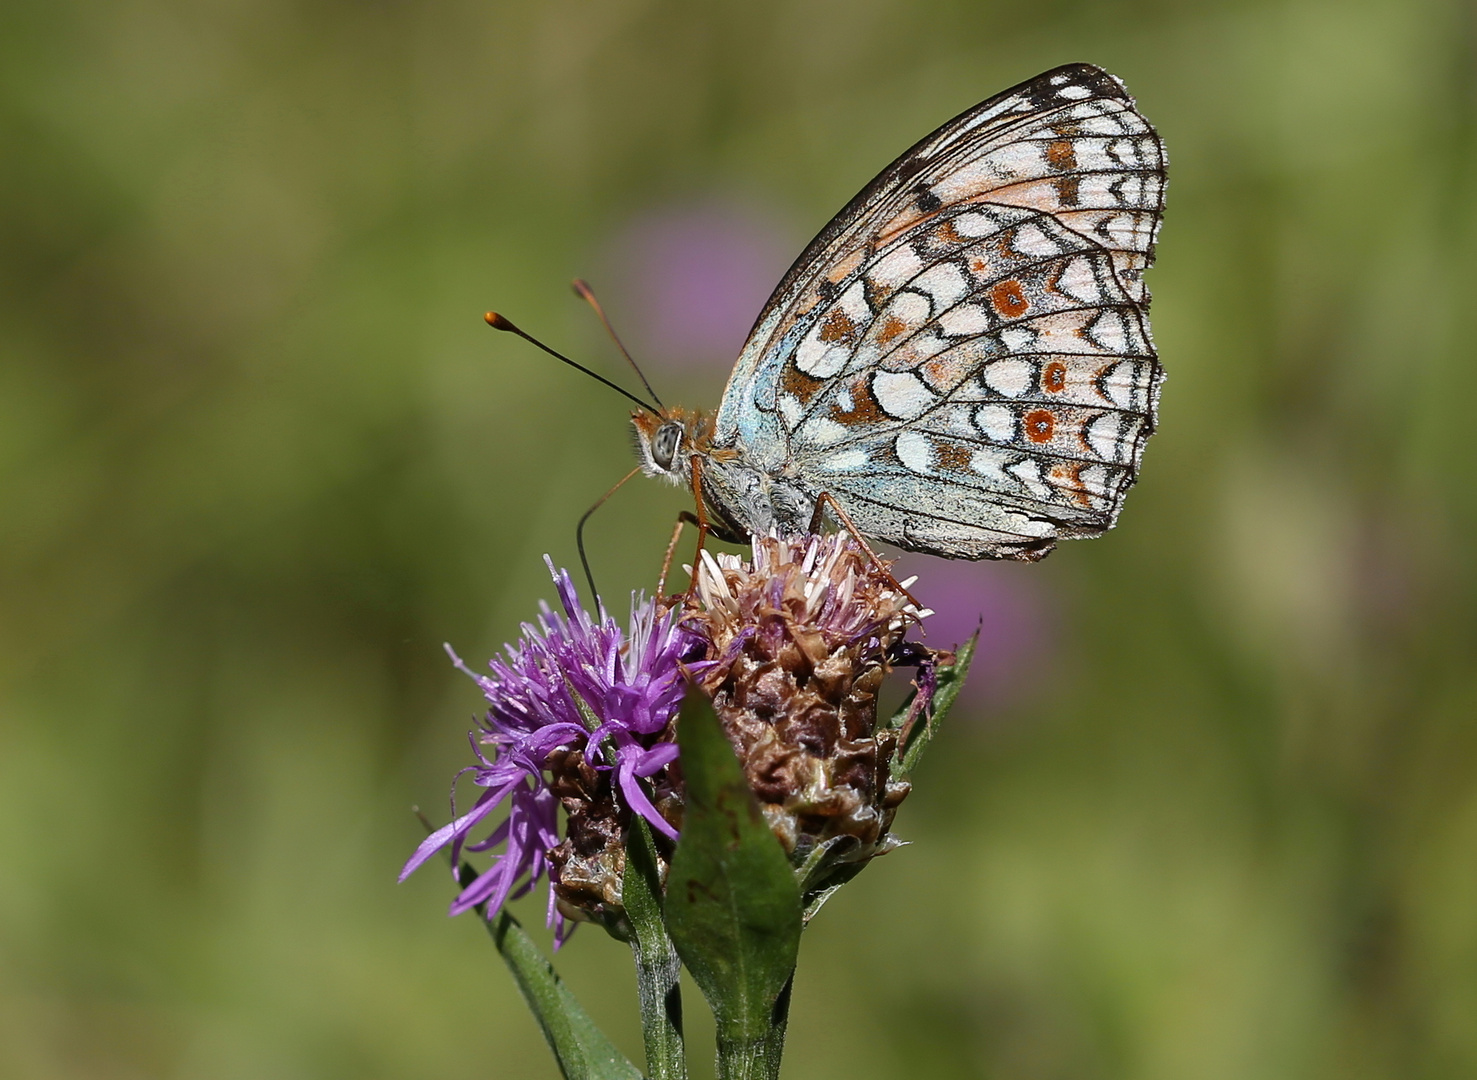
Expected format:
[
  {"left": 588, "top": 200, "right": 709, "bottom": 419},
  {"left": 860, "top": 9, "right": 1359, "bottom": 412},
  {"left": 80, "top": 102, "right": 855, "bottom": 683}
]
[{"left": 3, "top": 1, "right": 1476, "bottom": 1077}]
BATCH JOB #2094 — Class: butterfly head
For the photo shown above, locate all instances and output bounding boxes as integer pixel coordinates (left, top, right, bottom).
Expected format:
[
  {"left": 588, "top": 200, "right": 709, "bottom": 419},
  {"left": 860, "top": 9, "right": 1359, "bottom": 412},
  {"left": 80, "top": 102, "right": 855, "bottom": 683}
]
[{"left": 632, "top": 407, "right": 711, "bottom": 487}]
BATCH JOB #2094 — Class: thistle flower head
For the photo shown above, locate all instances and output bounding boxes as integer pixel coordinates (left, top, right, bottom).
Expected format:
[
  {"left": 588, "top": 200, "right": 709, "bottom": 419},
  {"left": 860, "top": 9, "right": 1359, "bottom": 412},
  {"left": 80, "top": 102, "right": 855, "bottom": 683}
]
[
  {"left": 400, "top": 558, "right": 702, "bottom": 940},
  {"left": 686, "top": 532, "right": 934, "bottom": 858}
]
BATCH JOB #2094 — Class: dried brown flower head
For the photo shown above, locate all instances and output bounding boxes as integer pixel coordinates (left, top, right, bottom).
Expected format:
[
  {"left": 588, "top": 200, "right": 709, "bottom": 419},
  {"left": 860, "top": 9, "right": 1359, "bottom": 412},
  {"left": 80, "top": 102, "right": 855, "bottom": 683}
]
[
  {"left": 685, "top": 532, "right": 932, "bottom": 860},
  {"left": 544, "top": 747, "right": 627, "bottom": 925},
  {"left": 545, "top": 745, "right": 684, "bottom": 928}
]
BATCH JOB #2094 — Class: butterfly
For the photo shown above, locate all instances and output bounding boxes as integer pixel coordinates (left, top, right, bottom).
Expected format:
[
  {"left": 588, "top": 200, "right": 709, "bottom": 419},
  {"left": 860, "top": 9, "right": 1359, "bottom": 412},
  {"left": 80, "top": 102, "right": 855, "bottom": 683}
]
[{"left": 635, "top": 63, "right": 1166, "bottom": 561}]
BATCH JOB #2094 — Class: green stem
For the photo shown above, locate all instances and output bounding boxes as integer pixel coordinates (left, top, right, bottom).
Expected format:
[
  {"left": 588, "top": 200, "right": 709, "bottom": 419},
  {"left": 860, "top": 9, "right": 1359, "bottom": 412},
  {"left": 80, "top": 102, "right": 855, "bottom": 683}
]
[
  {"left": 624, "top": 818, "right": 688, "bottom": 1080},
  {"left": 715, "top": 973, "right": 792, "bottom": 1080},
  {"left": 715, "top": 1038, "right": 767, "bottom": 1080},
  {"left": 714, "top": 1038, "right": 777, "bottom": 1080},
  {"left": 632, "top": 930, "right": 686, "bottom": 1080},
  {"left": 762, "top": 974, "right": 793, "bottom": 1077}
]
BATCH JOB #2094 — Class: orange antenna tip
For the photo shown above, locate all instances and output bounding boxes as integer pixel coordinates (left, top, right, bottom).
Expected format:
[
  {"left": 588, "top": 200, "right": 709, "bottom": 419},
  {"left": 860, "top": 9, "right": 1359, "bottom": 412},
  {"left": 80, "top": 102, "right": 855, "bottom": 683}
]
[{"left": 478, "top": 306, "right": 662, "bottom": 417}]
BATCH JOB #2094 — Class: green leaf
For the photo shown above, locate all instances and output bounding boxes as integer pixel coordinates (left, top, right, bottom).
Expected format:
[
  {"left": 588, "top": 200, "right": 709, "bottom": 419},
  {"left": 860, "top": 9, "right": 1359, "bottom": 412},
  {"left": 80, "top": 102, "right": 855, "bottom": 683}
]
[
  {"left": 792, "top": 834, "right": 869, "bottom": 925},
  {"left": 895, "top": 632, "right": 977, "bottom": 776},
  {"left": 420, "top": 831, "right": 638, "bottom": 1080},
  {"left": 623, "top": 818, "right": 688, "bottom": 1080},
  {"left": 664, "top": 696, "right": 802, "bottom": 1079},
  {"left": 792, "top": 834, "right": 862, "bottom": 897},
  {"left": 484, "top": 908, "right": 644, "bottom": 1080}
]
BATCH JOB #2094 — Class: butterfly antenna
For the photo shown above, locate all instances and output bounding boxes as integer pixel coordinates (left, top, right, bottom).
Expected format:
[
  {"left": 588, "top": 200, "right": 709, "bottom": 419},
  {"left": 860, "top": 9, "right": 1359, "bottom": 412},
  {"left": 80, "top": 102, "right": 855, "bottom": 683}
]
[
  {"left": 570, "top": 279, "right": 665, "bottom": 411},
  {"left": 484, "top": 312, "right": 661, "bottom": 417},
  {"left": 576, "top": 466, "right": 643, "bottom": 602}
]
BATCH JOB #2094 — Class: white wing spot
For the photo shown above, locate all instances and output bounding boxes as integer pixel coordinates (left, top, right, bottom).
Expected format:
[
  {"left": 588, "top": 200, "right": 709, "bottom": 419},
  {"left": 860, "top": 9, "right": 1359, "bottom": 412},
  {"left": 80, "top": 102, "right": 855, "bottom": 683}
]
[
  {"left": 953, "top": 210, "right": 1005, "bottom": 237},
  {"left": 1058, "top": 84, "right": 1093, "bottom": 100},
  {"left": 1102, "top": 360, "right": 1139, "bottom": 409},
  {"left": 1055, "top": 256, "right": 1103, "bottom": 303},
  {"left": 1086, "top": 412, "right": 1124, "bottom": 460},
  {"left": 802, "top": 416, "right": 851, "bottom": 446},
  {"left": 1088, "top": 309, "right": 1128, "bottom": 352},
  {"left": 1000, "top": 326, "right": 1037, "bottom": 352},
  {"left": 975, "top": 404, "right": 1015, "bottom": 441},
  {"left": 1099, "top": 212, "right": 1147, "bottom": 246},
  {"left": 873, "top": 371, "right": 935, "bottom": 419},
  {"left": 1012, "top": 223, "right": 1060, "bottom": 257},
  {"left": 977, "top": 144, "right": 1036, "bottom": 180},
  {"left": 969, "top": 447, "right": 1010, "bottom": 482},
  {"left": 1080, "top": 464, "right": 1111, "bottom": 498},
  {"left": 1007, "top": 457, "right": 1051, "bottom": 496},
  {"left": 982, "top": 358, "right": 1034, "bottom": 397},
  {"left": 939, "top": 304, "right": 991, "bottom": 337},
  {"left": 871, "top": 244, "right": 924, "bottom": 289},
  {"left": 795, "top": 336, "right": 849, "bottom": 378},
  {"left": 912, "top": 262, "right": 969, "bottom": 308},
  {"left": 1111, "top": 138, "right": 1146, "bottom": 168},
  {"left": 888, "top": 290, "right": 932, "bottom": 326},
  {"left": 895, "top": 430, "right": 933, "bottom": 474},
  {"left": 778, "top": 392, "right": 803, "bottom": 430},
  {"left": 1075, "top": 174, "right": 1122, "bottom": 206},
  {"left": 822, "top": 449, "right": 869, "bottom": 472}
]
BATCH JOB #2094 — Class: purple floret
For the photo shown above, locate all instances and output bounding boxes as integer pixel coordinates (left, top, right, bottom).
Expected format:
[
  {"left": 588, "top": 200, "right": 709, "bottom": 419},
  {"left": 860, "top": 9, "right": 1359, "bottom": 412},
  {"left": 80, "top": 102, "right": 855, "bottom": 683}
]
[{"left": 400, "top": 558, "right": 702, "bottom": 941}]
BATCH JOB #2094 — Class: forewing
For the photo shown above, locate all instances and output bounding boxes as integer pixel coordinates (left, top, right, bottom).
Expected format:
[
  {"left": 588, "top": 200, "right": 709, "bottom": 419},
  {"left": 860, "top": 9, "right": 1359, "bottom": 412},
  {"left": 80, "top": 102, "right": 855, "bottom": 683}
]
[{"left": 713, "top": 63, "right": 1165, "bottom": 558}]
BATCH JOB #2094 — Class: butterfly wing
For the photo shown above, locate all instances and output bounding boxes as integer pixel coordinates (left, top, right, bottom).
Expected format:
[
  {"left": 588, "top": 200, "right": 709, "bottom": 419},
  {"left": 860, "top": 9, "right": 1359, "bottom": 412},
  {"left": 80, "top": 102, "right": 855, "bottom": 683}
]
[{"left": 713, "top": 63, "right": 1165, "bottom": 559}]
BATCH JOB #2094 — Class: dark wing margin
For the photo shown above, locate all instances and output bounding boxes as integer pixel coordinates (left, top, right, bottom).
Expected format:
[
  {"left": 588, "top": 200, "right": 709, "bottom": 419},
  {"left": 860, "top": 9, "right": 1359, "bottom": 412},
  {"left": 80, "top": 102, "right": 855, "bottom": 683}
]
[{"left": 756, "top": 64, "right": 1139, "bottom": 331}]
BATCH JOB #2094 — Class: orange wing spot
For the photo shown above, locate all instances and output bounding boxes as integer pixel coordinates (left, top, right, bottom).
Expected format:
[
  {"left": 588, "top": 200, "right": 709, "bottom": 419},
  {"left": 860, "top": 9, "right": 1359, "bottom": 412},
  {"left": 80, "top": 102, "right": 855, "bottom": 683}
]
[
  {"left": 934, "top": 219, "right": 963, "bottom": 245},
  {"left": 819, "top": 308, "right": 859, "bottom": 344},
  {"left": 876, "top": 315, "right": 908, "bottom": 345},
  {"left": 990, "top": 279, "right": 1030, "bottom": 319},
  {"left": 1050, "top": 174, "right": 1081, "bottom": 207},
  {"left": 826, "top": 249, "right": 864, "bottom": 285},
  {"left": 782, "top": 365, "right": 826, "bottom": 405},
  {"left": 1045, "top": 139, "right": 1077, "bottom": 171},
  {"left": 1042, "top": 361, "right": 1067, "bottom": 393},
  {"left": 878, "top": 205, "right": 925, "bottom": 245},
  {"left": 829, "top": 377, "right": 886, "bottom": 425},
  {"left": 922, "top": 350, "right": 975, "bottom": 392},
  {"left": 932, "top": 440, "right": 972, "bottom": 473},
  {"left": 1049, "top": 462, "right": 1092, "bottom": 507},
  {"left": 969, "top": 257, "right": 988, "bottom": 273},
  {"left": 1025, "top": 409, "right": 1055, "bottom": 444}
]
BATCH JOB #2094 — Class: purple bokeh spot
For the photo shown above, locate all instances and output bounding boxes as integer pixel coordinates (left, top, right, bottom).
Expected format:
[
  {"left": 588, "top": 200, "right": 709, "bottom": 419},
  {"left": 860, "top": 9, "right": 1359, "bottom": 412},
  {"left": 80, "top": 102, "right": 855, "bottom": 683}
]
[
  {"left": 898, "top": 556, "right": 1058, "bottom": 710},
  {"left": 600, "top": 197, "right": 797, "bottom": 372}
]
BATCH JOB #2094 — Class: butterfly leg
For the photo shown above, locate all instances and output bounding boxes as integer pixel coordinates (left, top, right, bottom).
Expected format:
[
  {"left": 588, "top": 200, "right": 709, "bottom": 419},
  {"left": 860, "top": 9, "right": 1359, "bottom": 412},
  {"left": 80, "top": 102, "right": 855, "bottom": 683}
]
[
  {"left": 681, "top": 454, "right": 716, "bottom": 601},
  {"left": 810, "top": 491, "right": 922, "bottom": 610},
  {"left": 657, "top": 510, "right": 701, "bottom": 601}
]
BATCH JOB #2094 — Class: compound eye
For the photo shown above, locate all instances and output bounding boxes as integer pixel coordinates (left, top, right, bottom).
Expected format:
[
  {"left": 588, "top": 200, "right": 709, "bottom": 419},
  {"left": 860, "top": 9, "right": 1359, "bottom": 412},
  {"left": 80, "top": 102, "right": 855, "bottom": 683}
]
[{"left": 652, "top": 423, "right": 682, "bottom": 470}]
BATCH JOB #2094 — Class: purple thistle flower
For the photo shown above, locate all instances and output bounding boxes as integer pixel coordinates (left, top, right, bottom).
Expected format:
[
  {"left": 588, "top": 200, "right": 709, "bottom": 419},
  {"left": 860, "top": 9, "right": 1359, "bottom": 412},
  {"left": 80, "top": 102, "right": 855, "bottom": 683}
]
[{"left": 400, "top": 558, "right": 702, "bottom": 940}]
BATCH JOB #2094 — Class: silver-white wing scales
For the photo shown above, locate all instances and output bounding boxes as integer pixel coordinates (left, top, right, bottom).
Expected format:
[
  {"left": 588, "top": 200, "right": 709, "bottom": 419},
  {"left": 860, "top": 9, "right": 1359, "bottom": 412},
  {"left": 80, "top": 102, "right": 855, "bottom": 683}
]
[{"left": 714, "top": 63, "right": 1166, "bottom": 560}]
